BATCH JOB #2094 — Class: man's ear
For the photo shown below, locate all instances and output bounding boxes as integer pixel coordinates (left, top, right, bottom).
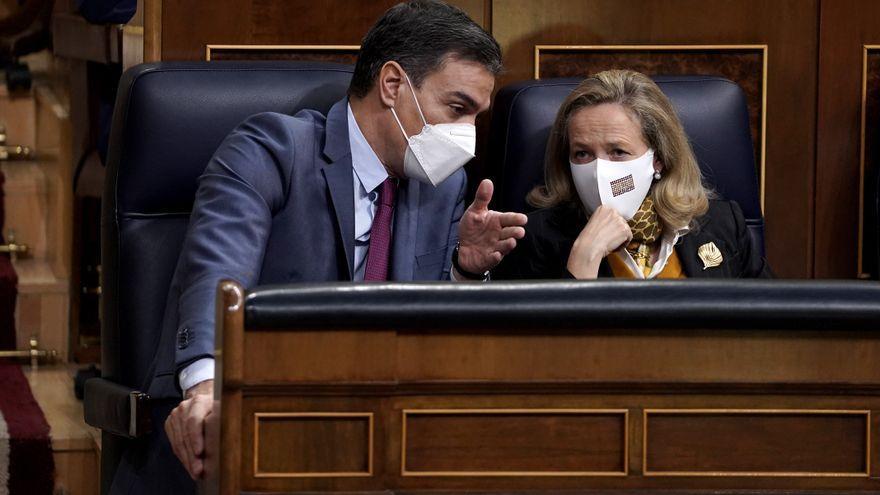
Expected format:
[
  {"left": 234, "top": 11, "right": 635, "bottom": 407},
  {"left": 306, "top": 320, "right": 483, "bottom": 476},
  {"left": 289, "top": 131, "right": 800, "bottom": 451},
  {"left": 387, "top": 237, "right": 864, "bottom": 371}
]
[{"left": 378, "top": 61, "right": 405, "bottom": 108}]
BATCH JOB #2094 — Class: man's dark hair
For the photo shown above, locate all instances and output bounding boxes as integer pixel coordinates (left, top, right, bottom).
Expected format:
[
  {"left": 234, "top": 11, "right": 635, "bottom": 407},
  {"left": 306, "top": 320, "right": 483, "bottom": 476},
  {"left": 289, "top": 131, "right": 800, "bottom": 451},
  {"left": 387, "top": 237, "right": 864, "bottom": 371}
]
[{"left": 348, "top": 0, "right": 502, "bottom": 98}]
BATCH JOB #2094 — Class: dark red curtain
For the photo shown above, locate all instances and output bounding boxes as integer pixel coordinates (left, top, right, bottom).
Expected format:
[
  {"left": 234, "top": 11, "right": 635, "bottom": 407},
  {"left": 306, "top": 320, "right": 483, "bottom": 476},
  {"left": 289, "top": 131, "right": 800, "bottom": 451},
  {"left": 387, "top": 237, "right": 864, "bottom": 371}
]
[{"left": 0, "top": 170, "right": 17, "bottom": 350}]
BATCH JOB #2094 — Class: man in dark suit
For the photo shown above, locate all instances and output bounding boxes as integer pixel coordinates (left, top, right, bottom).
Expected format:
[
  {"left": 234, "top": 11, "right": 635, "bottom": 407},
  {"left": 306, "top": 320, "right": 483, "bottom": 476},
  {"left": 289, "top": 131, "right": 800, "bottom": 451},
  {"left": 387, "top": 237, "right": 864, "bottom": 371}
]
[{"left": 113, "top": 2, "right": 528, "bottom": 493}]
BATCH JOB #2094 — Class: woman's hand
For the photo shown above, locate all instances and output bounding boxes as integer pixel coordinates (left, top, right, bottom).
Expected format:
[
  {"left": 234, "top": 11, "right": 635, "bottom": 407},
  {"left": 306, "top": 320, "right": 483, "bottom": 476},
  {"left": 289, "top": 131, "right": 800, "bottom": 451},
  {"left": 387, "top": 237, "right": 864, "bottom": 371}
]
[{"left": 566, "top": 205, "right": 633, "bottom": 279}]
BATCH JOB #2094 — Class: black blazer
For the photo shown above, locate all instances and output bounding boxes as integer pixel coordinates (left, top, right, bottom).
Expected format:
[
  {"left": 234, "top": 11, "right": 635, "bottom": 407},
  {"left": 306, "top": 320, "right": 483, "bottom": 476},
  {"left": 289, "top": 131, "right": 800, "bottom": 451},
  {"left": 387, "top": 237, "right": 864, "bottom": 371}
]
[{"left": 493, "top": 199, "right": 772, "bottom": 279}]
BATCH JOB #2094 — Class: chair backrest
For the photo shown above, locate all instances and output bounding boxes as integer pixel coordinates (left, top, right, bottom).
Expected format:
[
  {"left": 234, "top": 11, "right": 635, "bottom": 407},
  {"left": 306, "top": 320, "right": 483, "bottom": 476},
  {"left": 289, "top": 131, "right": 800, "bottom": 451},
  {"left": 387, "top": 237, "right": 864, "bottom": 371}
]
[
  {"left": 101, "top": 61, "right": 353, "bottom": 390},
  {"left": 488, "top": 76, "right": 765, "bottom": 256}
]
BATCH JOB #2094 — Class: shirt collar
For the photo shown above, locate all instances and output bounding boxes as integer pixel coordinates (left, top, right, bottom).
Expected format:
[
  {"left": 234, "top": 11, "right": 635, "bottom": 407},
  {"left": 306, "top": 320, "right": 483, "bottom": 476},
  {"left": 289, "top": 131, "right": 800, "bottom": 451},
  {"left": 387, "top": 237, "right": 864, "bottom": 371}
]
[
  {"left": 347, "top": 103, "right": 388, "bottom": 193},
  {"left": 617, "top": 223, "right": 690, "bottom": 279}
]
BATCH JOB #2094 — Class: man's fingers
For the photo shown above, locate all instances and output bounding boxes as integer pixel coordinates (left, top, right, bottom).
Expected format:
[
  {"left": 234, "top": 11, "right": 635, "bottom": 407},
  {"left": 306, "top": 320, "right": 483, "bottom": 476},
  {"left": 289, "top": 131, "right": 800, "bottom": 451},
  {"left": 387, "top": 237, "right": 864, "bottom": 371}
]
[
  {"left": 494, "top": 237, "right": 517, "bottom": 255},
  {"left": 499, "top": 226, "right": 525, "bottom": 240},
  {"left": 191, "top": 458, "right": 204, "bottom": 479},
  {"left": 185, "top": 406, "right": 207, "bottom": 458},
  {"left": 489, "top": 250, "right": 503, "bottom": 265},
  {"left": 469, "top": 179, "right": 494, "bottom": 211},
  {"left": 166, "top": 410, "right": 193, "bottom": 476},
  {"left": 497, "top": 211, "right": 528, "bottom": 227},
  {"left": 164, "top": 414, "right": 182, "bottom": 463},
  {"left": 179, "top": 413, "right": 199, "bottom": 479}
]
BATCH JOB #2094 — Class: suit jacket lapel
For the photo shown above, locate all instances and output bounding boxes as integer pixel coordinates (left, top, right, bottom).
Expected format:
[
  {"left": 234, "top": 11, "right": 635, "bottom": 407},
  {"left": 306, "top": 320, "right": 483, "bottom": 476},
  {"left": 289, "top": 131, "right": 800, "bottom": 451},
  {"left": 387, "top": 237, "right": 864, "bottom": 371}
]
[
  {"left": 321, "top": 99, "right": 355, "bottom": 280},
  {"left": 390, "top": 179, "right": 420, "bottom": 281}
]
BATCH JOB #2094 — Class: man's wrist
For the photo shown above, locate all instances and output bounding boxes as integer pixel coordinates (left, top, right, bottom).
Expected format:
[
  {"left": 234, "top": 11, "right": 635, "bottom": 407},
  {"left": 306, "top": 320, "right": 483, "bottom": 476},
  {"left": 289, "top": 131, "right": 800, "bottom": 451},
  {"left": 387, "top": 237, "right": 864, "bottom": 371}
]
[
  {"left": 452, "top": 242, "right": 489, "bottom": 280},
  {"left": 185, "top": 379, "right": 214, "bottom": 399}
]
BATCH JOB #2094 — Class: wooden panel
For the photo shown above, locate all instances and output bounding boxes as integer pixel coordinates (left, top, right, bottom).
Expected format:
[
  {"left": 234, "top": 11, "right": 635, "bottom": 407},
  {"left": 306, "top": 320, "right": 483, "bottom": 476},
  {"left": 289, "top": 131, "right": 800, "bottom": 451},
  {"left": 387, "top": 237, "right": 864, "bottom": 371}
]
[
  {"left": 816, "top": 0, "right": 880, "bottom": 278},
  {"left": 2, "top": 79, "right": 72, "bottom": 359},
  {"left": 394, "top": 330, "right": 880, "bottom": 384},
  {"left": 401, "top": 409, "right": 627, "bottom": 476},
  {"left": 253, "top": 412, "right": 373, "bottom": 477},
  {"left": 206, "top": 45, "right": 359, "bottom": 63},
  {"left": 243, "top": 330, "right": 396, "bottom": 383},
  {"left": 493, "top": 0, "right": 817, "bottom": 278},
  {"left": 54, "top": 450, "right": 99, "bottom": 495},
  {"left": 535, "top": 45, "right": 766, "bottom": 206},
  {"left": 27, "top": 366, "right": 100, "bottom": 495},
  {"left": 859, "top": 47, "right": 880, "bottom": 278},
  {"left": 160, "top": 0, "right": 489, "bottom": 61},
  {"left": 644, "top": 410, "right": 870, "bottom": 476},
  {"left": 235, "top": 395, "right": 387, "bottom": 493}
]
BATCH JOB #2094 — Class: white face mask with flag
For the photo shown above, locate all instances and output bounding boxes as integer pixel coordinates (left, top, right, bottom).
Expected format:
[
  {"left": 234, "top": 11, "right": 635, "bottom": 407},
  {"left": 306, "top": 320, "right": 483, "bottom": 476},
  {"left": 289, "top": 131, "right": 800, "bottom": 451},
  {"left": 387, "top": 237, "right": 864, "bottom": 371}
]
[
  {"left": 390, "top": 72, "right": 476, "bottom": 186},
  {"left": 569, "top": 149, "right": 656, "bottom": 220}
]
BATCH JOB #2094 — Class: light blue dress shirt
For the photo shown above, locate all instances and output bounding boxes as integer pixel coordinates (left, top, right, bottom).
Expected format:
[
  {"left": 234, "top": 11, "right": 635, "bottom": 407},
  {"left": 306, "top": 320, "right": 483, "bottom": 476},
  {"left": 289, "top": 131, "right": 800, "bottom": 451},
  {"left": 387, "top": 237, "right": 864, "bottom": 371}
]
[
  {"left": 349, "top": 103, "right": 391, "bottom": 281},
  {"left": 178, "top": 103, "right": 390, "bottom": 393}
]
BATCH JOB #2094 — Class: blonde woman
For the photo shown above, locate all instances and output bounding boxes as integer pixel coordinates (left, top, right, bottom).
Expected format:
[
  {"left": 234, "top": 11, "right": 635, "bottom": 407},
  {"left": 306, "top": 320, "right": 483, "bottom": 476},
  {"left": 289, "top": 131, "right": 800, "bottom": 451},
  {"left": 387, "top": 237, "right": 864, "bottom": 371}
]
[{"left": 493, "top": 70, "right": 771, "bottom": 279}]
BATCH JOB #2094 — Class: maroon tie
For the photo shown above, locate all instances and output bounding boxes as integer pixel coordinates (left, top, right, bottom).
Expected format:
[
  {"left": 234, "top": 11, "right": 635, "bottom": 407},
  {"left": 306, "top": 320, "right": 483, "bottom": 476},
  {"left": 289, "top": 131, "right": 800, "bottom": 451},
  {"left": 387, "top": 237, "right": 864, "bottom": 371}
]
[{"left": 363, "top": 178, "right": 398, "bottom": 281}]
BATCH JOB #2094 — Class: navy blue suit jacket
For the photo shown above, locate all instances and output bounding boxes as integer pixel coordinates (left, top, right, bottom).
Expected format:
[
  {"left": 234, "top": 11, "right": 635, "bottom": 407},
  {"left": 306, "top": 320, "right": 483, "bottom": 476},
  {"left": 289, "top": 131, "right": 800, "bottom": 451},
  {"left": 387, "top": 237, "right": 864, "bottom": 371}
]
[{"left": 147, "top": 99, "right": 466, "bottom": 400}]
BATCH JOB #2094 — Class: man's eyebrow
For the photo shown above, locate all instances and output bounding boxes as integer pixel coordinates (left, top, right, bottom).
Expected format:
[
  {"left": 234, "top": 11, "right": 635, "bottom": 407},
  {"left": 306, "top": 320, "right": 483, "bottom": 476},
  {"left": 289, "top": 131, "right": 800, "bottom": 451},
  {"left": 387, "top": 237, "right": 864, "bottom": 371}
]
[{"left": 446, "top": 91, "right": 480, "bottom": 111}]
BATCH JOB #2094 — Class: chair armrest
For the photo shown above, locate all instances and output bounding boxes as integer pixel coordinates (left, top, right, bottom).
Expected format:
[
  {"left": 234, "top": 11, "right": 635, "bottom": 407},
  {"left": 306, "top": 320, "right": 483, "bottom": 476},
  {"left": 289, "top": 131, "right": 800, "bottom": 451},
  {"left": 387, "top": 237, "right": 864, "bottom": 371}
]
[{"left": 83, "top": 378, "right": 152, "bottom": 439}]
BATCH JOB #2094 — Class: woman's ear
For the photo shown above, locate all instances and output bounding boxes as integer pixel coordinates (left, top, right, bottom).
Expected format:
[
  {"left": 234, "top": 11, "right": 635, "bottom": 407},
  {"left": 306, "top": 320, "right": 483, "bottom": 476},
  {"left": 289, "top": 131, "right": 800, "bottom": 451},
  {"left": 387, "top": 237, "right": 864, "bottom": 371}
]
[
  {"left": 378, "top": 61, "right": 405, "bottom": 108},
  {"left": 653, "top": 156, "right": 665, "bottom": 173}
]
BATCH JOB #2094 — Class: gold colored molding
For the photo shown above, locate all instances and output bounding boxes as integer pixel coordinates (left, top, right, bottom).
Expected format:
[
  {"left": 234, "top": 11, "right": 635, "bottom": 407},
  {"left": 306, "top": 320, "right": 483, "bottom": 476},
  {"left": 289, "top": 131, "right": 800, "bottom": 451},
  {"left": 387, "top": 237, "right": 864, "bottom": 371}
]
[
  {"left": 206, "top": 44, "right": 360, "bottom": 61},
  {"left": 400, "top": 408, "right": 629, "bottom": 477},
  {"left": 858, "top": 45, "right": 880, "bottom": 278},
  {"left": 642, "top": 409, "right": 871, "bottom": 478},
  {"left": 252, "top": 412, "right": 374, "bottom": 478},
  {"left": 534, "top": 44, "right": 768, "bottom": 213}
]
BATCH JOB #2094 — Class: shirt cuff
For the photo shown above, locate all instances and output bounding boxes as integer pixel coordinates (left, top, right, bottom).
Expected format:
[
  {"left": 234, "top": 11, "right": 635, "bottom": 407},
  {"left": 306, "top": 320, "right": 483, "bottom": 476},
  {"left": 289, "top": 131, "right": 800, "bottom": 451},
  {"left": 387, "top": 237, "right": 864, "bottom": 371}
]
[{"left": 178, "top": 357, "right": 215, "bottom": 395}]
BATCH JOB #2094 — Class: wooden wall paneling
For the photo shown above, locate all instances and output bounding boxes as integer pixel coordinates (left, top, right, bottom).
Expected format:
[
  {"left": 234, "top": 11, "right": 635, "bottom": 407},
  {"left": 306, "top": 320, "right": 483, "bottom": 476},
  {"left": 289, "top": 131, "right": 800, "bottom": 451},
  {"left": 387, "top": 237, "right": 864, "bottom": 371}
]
[
  {"left": 144, "top": 0, "right": 161, "bottom": 62},
  {"left": 253, "top": 412, "right": 373, "bottom": 477},
  {"left": 401, "top": 409, "right": 627, "bottom": 476},
  {"left": 205, "top": 45, "right": 359, "bottom": 63},
  {"left": 643, "top": 410, "right": 870, "bottom": 476},
  {"left": 230, "top": 326, "right": 880, "bottom": 491},
  {"left": 859, "top": 47, "right": 880, "bottom": 279},
  {"left": 816, "top": 0, "right": 880, "bottom": 279},
  {"left": 492, "top": 0, "right": 818, "bottom": 278},
  {"left": 1, "top": 71, "right": 73, "bottom": 359},
  {"left": 158, "top": 0, "right": 489, "bottom": 62}
]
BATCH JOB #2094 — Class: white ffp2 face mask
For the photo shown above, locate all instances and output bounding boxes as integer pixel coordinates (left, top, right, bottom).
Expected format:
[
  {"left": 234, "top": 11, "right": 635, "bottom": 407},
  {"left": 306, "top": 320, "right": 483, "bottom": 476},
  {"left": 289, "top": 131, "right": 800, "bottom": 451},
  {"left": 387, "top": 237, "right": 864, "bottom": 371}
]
[
  {"left": 390, "top": 73, "right": 476, "bottom": 186},
  {"left": 569, "top": 149, "right": 656, "bottom": 220}
]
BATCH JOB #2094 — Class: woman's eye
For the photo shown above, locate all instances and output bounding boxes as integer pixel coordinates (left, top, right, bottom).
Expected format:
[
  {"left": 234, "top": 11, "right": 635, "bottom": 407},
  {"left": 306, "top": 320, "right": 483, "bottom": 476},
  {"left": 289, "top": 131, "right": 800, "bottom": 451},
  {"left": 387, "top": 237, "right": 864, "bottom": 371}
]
[
  {"left": 611, "top": 149, "right": 630, "bottom": 158},
  {"left": 573, "top": 150, "right": 591, "bottom": 160}
]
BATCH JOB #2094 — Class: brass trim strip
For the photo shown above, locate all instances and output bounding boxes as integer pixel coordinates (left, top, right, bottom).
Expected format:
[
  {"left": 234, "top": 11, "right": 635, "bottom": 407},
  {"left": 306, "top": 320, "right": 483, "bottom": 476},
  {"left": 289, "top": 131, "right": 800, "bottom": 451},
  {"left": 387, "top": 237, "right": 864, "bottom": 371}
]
[
  {"left": 400, "top": 408, "right": 629, "bottom": 477},
  {"left": 252, "top": 412, "right": 374, "bottom": 478},
  {"left": 642, "top": 408, "right": 871, "bottom": 478},
  {"left": 205, "top": 44, "right": 360, "bottom": 61},
  {"left": 858, "top": 45, "right": 880, "bottom": 278},
  {"left": 534, "top": 44, "right": 768, "bottom": 213}
]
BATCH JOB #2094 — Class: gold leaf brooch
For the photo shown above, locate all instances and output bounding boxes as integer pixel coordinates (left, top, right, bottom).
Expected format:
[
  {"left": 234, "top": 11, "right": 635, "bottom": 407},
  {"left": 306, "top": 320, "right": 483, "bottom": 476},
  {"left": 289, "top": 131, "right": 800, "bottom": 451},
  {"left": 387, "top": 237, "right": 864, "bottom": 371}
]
[{"left": 698, "top": 242, "right": 723, "bottom": 270}]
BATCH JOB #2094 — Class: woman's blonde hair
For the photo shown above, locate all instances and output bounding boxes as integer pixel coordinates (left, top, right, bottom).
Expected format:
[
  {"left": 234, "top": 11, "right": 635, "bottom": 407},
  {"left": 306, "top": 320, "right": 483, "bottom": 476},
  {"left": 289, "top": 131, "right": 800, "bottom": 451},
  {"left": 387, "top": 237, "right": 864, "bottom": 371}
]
[{"left": 528, "top": 69, "right": 710, "bottom": 230}]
